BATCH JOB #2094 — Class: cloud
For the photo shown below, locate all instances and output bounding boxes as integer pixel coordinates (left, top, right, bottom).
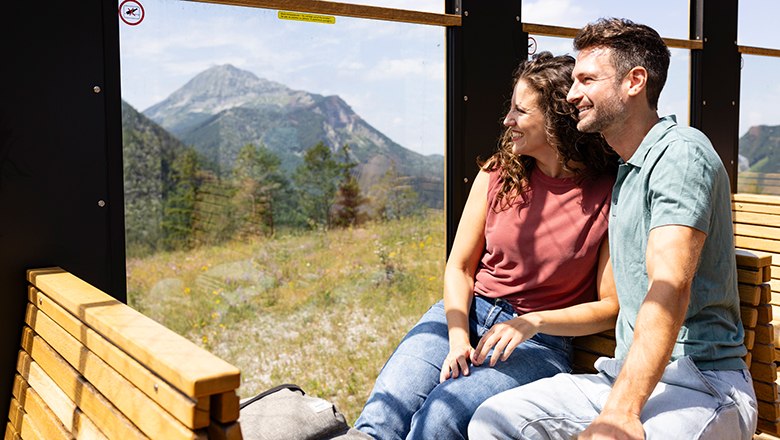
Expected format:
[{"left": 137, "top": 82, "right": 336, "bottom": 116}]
[
  {"left": 363, "top": 58, "right": 444, "bottom": 82},
  {"left": 522, "top": 0, "right": 586, "bottom": 27}
]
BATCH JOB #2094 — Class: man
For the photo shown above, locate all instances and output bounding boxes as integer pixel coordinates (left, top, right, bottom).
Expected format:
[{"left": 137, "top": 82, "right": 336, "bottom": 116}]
[{"left": 468, "top": 18, "right": 758, "bottom": 440}]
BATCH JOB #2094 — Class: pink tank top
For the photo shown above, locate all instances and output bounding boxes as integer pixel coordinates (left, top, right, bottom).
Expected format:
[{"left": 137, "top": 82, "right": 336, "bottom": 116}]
[{"left": 474, "top": 167, "right": 614, "bottom": 314}]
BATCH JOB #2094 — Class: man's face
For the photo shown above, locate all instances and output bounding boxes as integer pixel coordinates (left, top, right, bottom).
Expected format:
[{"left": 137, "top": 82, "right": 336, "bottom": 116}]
[{"left": 567, "top": 47, "right": 627, "bottom": 134}]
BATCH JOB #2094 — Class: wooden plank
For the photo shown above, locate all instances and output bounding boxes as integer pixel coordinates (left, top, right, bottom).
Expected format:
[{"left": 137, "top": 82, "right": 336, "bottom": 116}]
[
  {"left": 191, "top": 0, "right": 461, "bottom": 26},
  {"left": 572, "top": 335, "right": 617, "bottom": 357},
  {"left": 7, "top": 397, "right": 24, "bottom": 433},
  {"left": 735, "top": 223, "right": 780, "bottom": 241},
  {"left": 754, "top": 343, "right": 776, "bottom": 364},
  {"left": 758, "top": 323, "right": 776, "bottom": 344},
  {"left": 759, "top": 400, "right": 780, "bottom": 421},
  {"left": 207, "top": 421, "right": 243, "bottom": 440},
  {"left": 20, "top": 327, "right": 149, "bottom": 440},
  {"left": 746, "top": 330, "right": 756, "bottom": 350},
  {"left": 756, "top": 380, "right": 778, "bottom": 402},
  {"left": 25, "top": 305, "right": 203, "bottom": 440},
  {"left": 210, "top": 392, "right": 240, "bottom": 424},
  {"left": 18, "top": 411, "right": 45, "bottom": 440},
  {"left": 21, "top": 354, "right": 108, "bottom": 439},
  {"left": 736, "top": 235, "right": 780, "bottom": 255},
  {"left": 521, "top": 22, "right": 703, "bottom": 49},
  {"left": 759, "top": 304, "right": 774, "bottom": 325},
  {"left": 740, "top": 268, "right": 765, "bottom": 285},
  {"left": 746, "top": 352, "right": 753, "bottom": 369},
  {"left": 753, "top": 361, "right": 778, "bottom": 383},
  {"left": 733, "top": 193, "right": 780, "bottom": 206},
  {"left": 28, "top": 268, "right": 241, "bottom": 397},
  {"left": 741, "top": 284, "right": 761, "bottom": 306},
  {"left": 758, "top": 418, "right": 780, "bottom": 436},
  {"left": 737, "top": 249, "right": 774, "bottom": 269},
  {"left": 743, "top": 306, "right": 760, "bottom": 328},
  {"left": 5, "top": 422, "right": 20, "bottom": 440},
  {"left": 30, "top": 288, "right": 209, "bottom": 429},
  {"left": 766, "top": 266, "right": 773, "bottom": 283},
  {"left": 18, "top": 385, "right": 73, "bottom": 439}
]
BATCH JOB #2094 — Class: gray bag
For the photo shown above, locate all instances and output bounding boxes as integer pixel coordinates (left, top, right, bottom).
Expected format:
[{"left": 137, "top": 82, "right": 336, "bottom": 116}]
[{"left": 239, "top": 384, "right": 369, "bottom": 440}]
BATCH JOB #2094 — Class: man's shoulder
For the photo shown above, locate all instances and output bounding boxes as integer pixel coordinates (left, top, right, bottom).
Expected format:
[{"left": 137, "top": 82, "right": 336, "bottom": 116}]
[{"left": 650, "top": 124, "right": 720, "bottom": 166}]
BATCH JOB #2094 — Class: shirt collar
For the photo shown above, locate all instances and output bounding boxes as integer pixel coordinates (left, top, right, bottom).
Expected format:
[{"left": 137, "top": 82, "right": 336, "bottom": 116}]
[{"left": 624, "top": 115, "right": 677, "bottom": 168}]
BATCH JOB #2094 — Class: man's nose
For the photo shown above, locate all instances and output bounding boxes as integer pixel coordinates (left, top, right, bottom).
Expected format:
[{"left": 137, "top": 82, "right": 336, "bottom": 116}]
[{"left": 567, "top": 82, "right": 581, "bottom": 104}]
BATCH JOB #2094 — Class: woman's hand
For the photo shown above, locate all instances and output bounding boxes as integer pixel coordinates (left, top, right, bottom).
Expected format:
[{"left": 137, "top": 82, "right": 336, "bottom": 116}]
[
  {"left": 471, "top": 314, "right": 541, "bottom": 367},
  {"left": 439, "top": 343, "right": 475, "bottom": 383}
]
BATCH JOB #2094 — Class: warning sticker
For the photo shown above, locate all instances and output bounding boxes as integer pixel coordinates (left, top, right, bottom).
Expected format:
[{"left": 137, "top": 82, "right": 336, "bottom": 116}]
[
  {"left": 278, "top": 10, "right": 336, "bottom": 25},
  {"left": 119, "top": 0, "right": 145, "bottom": 26}
]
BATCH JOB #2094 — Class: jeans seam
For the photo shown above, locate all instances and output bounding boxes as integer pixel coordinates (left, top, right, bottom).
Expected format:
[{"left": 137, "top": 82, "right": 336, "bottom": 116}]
[{"left": 518, "top": 415, "right": 593, "bottom": 439}]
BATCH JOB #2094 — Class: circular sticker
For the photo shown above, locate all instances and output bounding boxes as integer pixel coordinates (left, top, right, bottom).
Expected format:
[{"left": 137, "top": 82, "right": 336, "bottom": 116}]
[{"left": 119, "top": 0, "right": 145, "bottom": 26}]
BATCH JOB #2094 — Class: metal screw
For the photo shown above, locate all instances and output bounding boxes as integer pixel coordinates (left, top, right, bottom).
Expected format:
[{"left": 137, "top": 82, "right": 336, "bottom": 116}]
[
  {"left": 154, "top": 384, "right": 159, "bottom": 392},
  {"left": 702, "top": 100, "right": 707, "bottom": 106},
  {"left": 464, "top": 11, "right": 468, "bottom": 16},
  {"left": 463, "top": 96, "right": 468, "bottom": 101},
  {"left": 93, "top": 86, "right": 101, "bottom": 94},
  {"left": 98, "top": 200, "right": 106, "bottom": 208},
  {"left": 731, "top": 101, "right": 736, "bottom": 106},
  {"left": 516, "top": 16, "right": 520, "bottom": 21},
  {"left": 463, "top": 177, "right": 469, "bottom": 183}
]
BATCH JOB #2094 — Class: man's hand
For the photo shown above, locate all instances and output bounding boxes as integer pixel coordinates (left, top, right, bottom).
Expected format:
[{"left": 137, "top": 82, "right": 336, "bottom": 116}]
[{"left": 578, "top": 410, "right": 644, "bottom": 440}]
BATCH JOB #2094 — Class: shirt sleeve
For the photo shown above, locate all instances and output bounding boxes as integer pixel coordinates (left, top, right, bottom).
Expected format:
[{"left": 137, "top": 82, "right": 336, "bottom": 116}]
[{"left": 647, "top": 139, "right": 716, "bottom": 234}]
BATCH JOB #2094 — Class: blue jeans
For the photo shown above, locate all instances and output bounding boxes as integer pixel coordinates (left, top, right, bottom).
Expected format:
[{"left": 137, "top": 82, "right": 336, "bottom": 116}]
[
  {"left": 354, "top": 296, "right": 572, "bottom": 440},
  {"left": 469, "top": 356, "right": 758, "bottom": 440}
]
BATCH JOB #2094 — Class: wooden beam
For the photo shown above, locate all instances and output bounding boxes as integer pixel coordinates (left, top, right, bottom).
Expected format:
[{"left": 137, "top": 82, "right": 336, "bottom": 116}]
[
  {"left": 739, "top": 45, "right": 780, "bottom": 58},
  {"left": 522, "top": 23, "right": 703, "bottom": 50},
  {"left": 188, "top": 0, "right": 461, "bottom": 27}
]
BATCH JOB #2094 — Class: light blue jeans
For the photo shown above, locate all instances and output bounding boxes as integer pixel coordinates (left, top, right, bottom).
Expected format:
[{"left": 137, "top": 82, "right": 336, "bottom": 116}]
[
  {"left": 469, "top": 356, "right": 758, "bottom": 440},
  {"left": 354, "top": 296, "right": 572, "bottom": 440}
]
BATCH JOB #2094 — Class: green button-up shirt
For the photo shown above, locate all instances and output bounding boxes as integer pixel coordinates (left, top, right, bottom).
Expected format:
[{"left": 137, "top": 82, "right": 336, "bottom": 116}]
[{"left": 610, "top": 115, "right": 746, "bottom": 370}]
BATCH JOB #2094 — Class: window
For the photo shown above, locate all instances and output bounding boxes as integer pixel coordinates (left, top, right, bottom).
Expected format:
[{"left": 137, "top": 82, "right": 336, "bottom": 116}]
[{"left": 119, "top": 0, "right": 445, "bottom": 422}]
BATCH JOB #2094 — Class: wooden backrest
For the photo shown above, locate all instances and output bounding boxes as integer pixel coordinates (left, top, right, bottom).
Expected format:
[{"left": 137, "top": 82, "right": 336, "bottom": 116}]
[
  {"left": 571, "top": 247, "right": 776, "bottom": 435},
  {"left": 5, "top": 268, "right": 243, "bottom": 440}
]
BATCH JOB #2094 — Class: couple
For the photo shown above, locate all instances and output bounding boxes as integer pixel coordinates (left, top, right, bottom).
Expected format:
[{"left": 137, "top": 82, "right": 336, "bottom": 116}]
[{"left": 354, "top": 18, "right": 758, "bottom": 440}]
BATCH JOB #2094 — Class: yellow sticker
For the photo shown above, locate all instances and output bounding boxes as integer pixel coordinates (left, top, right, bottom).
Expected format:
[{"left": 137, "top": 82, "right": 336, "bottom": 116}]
[{"left": 278, "top": 10, "right": 336, "bottom": 25}]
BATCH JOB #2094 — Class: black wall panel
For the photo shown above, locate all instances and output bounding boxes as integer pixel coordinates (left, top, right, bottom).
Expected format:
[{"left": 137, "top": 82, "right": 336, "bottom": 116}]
[{"left": 0, "top": 1, "right": 125, "bottom": 418}]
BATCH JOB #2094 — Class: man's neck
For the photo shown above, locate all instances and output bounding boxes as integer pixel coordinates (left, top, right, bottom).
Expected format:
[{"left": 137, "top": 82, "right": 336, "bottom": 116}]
[{"left": 603, "top": 110, "right": 661, "bottom": 162}]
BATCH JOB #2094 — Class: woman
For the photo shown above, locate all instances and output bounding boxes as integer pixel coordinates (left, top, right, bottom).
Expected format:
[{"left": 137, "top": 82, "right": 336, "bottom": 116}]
[{"left": 354, "top": 52, "right": 619, "bottom": 440}]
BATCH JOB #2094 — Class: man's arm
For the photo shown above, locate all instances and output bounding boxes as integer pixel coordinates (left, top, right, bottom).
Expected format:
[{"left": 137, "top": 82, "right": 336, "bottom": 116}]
[{"left": 579, "top": 224, "right": 706, "bottom": 440}]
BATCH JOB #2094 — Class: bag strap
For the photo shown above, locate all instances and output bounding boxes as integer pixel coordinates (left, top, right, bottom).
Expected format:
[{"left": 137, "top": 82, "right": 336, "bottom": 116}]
[{"left": 239, "top": 384, "right": 305, "bottom": 410}]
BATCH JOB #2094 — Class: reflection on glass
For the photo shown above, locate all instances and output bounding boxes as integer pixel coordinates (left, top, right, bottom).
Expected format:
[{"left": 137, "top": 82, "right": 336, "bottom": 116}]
[
  {"left": 119, "top": 0, "right": 444, "bottom": 422},
  {"left": 522, "top": 0, "right": 688, "bottom": 39},
  {"left": 738, "top": 55, "right": 780, "bottom": 195},
  {"left": 528, "top": 36, "right": 690, "bottom": 125},
  {"left": 313, "top": 0, "right": 444, "bottom": 14},
  {"left": 739, "top": 0, "right": 780, "bottom": 49}
]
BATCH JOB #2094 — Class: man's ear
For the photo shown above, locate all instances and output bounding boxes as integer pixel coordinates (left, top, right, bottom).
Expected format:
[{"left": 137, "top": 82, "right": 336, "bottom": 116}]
[{"left": 626, "top": 66, "right": 648, "bottom": 98}]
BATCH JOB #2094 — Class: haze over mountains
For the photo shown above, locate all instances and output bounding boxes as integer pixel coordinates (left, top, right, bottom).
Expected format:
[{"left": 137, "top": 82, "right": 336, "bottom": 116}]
[{"left": 142, "top": 64, "right": 444, "bottom": 207}]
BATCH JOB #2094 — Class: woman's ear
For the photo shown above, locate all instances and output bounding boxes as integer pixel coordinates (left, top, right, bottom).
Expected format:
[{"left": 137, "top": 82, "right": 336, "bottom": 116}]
[{"left": 626, "top": 66, "right": 648, "bottom": 98}]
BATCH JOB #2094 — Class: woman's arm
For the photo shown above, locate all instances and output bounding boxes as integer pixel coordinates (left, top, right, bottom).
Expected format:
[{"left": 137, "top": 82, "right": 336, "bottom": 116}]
[
  {"left": 472, "top": 236, "right": 619, "bottom": 367},
  {"left": 439, "top": 169, "right": 489, "bottom": 382}
]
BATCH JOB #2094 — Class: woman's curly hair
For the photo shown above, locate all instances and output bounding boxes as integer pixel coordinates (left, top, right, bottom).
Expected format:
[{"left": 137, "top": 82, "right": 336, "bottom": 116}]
[{"left": 481, "top": 51, "right": 618, "bottom": 210}]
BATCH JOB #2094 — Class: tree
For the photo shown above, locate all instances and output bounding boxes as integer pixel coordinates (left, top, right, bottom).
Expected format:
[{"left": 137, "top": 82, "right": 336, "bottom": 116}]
[
  {"left": 161, "top": 147, "right": 201, "bottom": 250},
  {"left": 231, "top": 143, "right": 285, "bottom": 237},
  {"left": 294, "top": 142, "right": 342, "bottom": 228},
  {"left": 333, "top": 145, "right": 368, "bottom": 227},
  {"left": 368, "top": 160, "right": 420, "bottom": 220}
]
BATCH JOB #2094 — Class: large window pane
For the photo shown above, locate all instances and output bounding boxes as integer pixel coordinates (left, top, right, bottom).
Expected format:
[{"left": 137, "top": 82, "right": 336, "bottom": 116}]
[
  {"left": 316, "top": 0, "right": 444, "bottom": 14},
  {"left": 522, "top": 0, "right": 688, "bottom": 40},
  {"left": 738, "top": 55, "right": 780, "bottom": 195},
  {"left": 120, "top": 0, "right": 445, "bottom": 422},
  {"left": 739, "top": 1, "right": 780, "bottom": 49},
  {"left": 529, "top": 35, "right": 690, "bottom": 125}
]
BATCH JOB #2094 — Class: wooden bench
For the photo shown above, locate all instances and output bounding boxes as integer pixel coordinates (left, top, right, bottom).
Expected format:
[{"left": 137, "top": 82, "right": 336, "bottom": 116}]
[
  {"left": 571, "top": 248, "right": 776, "bottom": 436},
  {"left": 5, "top": 268, "right": 243, "bottom": 440}
]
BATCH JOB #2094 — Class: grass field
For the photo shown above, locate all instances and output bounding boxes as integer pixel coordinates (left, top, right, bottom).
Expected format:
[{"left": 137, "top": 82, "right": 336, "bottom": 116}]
[{"left": 126, "top": 210, "right": 445, "bottom": 423}]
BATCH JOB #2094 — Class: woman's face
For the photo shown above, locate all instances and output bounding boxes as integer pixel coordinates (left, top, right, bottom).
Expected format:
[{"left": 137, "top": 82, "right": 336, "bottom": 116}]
[{"left": 503, "top": 79, "right": 555, "bottom": 160}]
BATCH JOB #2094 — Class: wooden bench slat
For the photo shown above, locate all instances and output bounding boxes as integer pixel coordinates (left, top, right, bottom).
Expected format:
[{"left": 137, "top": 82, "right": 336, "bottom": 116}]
[
  {"left": 740, "top": 268, "right": 767, "bottom": 285},
  {"left": 210, "top": 391, "right": 240, "bottom": 424},
  {"left": 25, "top": 305, "right": 204, "bottom": 440},
  {"left": 27, "top": 268, "right": 240, "bottom": 397},
  {"left": 4, "top": 421, "right": 21, "bottom": 440},
  {"left": 746, "top": 330, "right": 756, "bottom": 350},
  {"left": 7, "top": 397, "right": 24, "bottom": 434},
  {"left": 741, "top": 284, "right": 762, "bottom": 306},
  {"left": 758, "top": 418, "right": 780, "bottom": 436},
  {"left": 737, "top": 248, "right": 775, "bottom": 268},
  {"left": 736, "top": 235, "right": 780, "bottom": 255},
  {"left": 753, "top": 361, "right": 778, "bottom": 384},
  {"left": 17, "top": 382, "right": 73, "bottom": 440},
  {"left": 743, "top": 306, "right": 760, "bottom": 328},
  {"left": 20, "top": 327, "right": 150, "bottom": 440},
  {"left": 734, "top": 215, "right": 780, "bottom": 240},
  {"left": 759, "top": 401, "right": 780, "bottom": 422},
  {"left": 753, "top": 343, "right": 777, "bottom": 364},
  {"left": 208, "top": 421, "right": 243, "bottom": 440},
  {"left": 29, "top": 288, "right": 209, "bottom": 429},
  {"left": 755, "top": 380, "right": 778, "bottom": 402},
  {"left": 759, "top": 304, "right": 774, "bottom": 324}
]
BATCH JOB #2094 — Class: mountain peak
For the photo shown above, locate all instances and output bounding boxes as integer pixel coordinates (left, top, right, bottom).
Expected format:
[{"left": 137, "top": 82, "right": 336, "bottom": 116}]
[{"left": 143, "top": 64, "right": 290, "bottom": 120}]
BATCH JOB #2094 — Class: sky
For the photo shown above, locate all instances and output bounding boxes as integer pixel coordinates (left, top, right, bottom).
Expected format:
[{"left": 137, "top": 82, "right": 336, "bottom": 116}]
[{"left": 119, "top": 0, "right": 780, "bottom": 157}]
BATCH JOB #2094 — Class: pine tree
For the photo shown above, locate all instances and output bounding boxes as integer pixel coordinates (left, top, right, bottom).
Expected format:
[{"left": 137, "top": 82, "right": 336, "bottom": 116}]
[
  {"left": 231, "top": 143, "right": 285, "bottom": 238},
  {"left": 333, "top": 145, "right": 367, "bottom": 227},
  {"left": 161, "top": 147, "right": 201, "bottom": 250},
  {"left": 368, "top": 161, "right": 420, "bottom": 220},
  {"left": 294, "top": 142, "right": 341, "bottom": 228}
]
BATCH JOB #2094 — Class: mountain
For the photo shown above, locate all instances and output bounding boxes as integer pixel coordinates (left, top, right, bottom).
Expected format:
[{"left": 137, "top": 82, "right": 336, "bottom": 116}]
[
  {"left": 143, "top": 64, "right": 443, "bottom": 208},
  {"left": 739, "top": 125, "right": 780, "bottom": 173},
  {"left": 122, "top": 100, "right": 189, "bottom": 255}
]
